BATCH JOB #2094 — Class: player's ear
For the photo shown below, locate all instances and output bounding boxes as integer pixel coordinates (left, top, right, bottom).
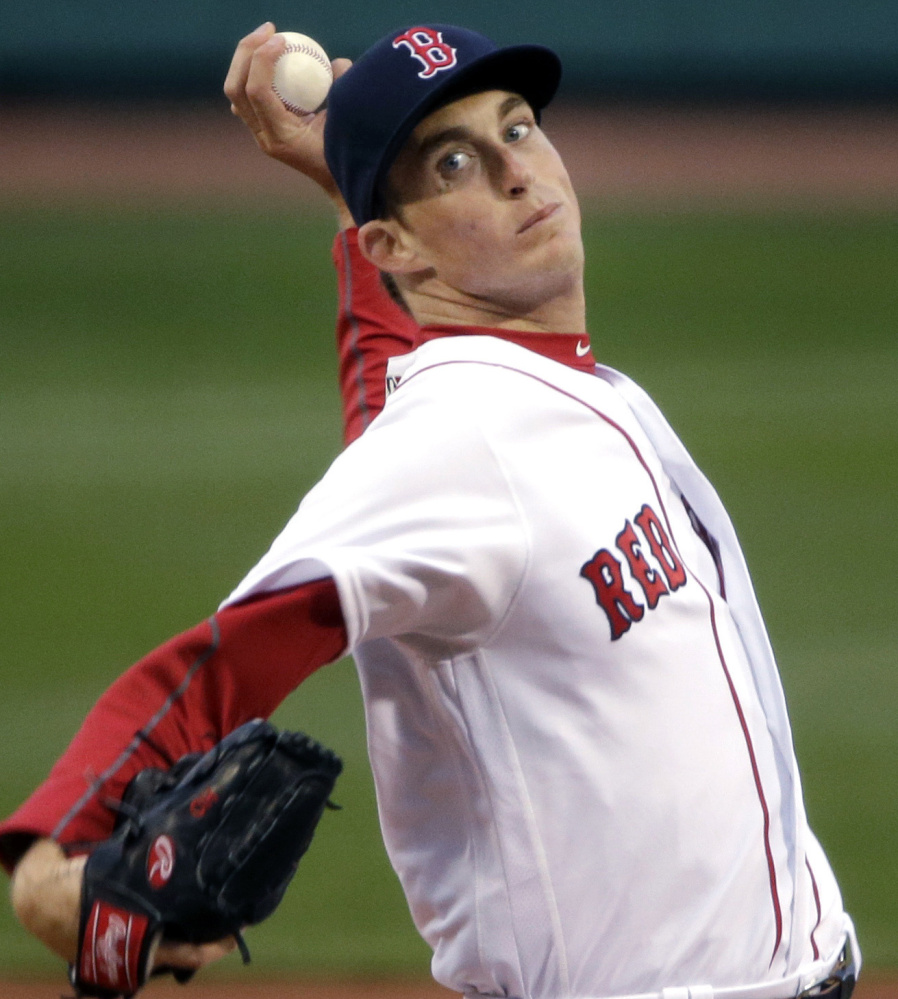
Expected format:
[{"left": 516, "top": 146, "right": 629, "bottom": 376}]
[{"left": 358, "top": 219, "right": 424, "bottom": 275}]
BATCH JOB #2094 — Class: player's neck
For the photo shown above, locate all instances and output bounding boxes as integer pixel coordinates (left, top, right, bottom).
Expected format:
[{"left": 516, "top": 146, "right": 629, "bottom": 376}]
[{"left": 403, "top": 278, "right": 587, "bottom": 335}]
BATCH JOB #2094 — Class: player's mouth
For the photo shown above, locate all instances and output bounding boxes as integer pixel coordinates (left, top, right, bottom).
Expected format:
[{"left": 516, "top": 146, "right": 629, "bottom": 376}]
[{"left": 517, "top": 202, "right": 562, "bottom": 234}]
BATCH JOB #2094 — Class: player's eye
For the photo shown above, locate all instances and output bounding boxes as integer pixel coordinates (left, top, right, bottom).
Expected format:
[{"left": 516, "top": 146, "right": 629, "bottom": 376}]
[
  {"left": 438, "top": 150, "right": 473, "bottom": 176},
  {"left": 505, "top": 121, "right": 532, "bottom": 143}
]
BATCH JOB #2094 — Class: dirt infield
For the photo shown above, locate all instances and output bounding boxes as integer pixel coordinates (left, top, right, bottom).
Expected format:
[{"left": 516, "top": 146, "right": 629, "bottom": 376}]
[
  {"left": 1, "top": 100, "right": 897, "bottom": 207},
  {"left": 0, "top": 976, "right": 895, "bottom": 999},
  {"left": 0, "top": 977, "right": 452, "bottom": 999}
]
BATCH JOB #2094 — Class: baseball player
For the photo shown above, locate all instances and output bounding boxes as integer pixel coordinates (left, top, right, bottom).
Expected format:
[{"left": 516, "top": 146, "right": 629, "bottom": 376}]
[{"left": 3, "top": 22, "right": 861, "bottom": 999}]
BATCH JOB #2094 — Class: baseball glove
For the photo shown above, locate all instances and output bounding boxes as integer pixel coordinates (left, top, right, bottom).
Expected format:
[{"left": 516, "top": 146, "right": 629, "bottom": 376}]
[{"left": 70, "top": 719, "right": 343, "bottom": 998}]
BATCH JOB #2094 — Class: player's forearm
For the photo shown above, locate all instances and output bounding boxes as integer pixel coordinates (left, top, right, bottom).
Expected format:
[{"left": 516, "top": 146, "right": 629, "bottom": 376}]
[
  {"left": 0, "top": 620, "right": 231, "bottom": 869},
  {"left": 333, "top": 228, "right": 418, "bottom": 444},
  {"left": 0, "top": 580, "right": 347, "bottom": 871},
  {"left": 10, "top": 837, "right": 236, "bottom": 977},
  {"left": 334, "top": 200, "right": 355, "bottom": 231}
]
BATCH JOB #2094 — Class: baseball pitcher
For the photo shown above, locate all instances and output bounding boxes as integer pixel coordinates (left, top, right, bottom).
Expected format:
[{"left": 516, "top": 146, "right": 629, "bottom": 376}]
[{"left": 2, "top": 22, "right": 859, "bottom": 999}]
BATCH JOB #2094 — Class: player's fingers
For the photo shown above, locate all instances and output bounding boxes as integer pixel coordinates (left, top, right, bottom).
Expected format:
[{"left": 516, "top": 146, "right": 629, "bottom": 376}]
[
  {"left": 331, "top": 57, "right": 353, "bottom": 81},
  {"left": 241, "top": 32, "right": 329, "bottom": 165},
  {"left": 154, "top": 935, "right": 238, "bottom": 971},
  {"left": 224, "top": 20, "right": 276, "bottom": 97},
  {"left": 229, "top": 32, "right": 344, "bottom": 193},
  {"left": 243, "top": 31, "right": 292, "bottom": 128},
  {"left": 223, "top": 21, "right": 277, "bottom": 126}
]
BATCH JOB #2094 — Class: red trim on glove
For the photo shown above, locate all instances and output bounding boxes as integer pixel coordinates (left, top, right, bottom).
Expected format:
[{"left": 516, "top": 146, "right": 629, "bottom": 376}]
[{"left": 78, "top": 899, "right": 153, "bottom": 996}]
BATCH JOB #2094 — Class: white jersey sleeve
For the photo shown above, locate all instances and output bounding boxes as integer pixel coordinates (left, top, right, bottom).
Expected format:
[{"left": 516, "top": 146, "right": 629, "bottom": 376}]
[{"left": 224, "top": 374, "right": 528, "bottom": 655}]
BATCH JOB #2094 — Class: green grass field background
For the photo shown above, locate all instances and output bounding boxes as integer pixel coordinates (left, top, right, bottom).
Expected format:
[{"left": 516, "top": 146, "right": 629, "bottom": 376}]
[{"left": 0, "top": 205, "right": 895, "bottom": 977}]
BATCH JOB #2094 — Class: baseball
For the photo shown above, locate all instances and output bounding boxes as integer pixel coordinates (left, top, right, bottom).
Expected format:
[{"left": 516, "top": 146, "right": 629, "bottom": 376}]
[{"left": 271, "top": 32, "right": 333, "bottom": 115}]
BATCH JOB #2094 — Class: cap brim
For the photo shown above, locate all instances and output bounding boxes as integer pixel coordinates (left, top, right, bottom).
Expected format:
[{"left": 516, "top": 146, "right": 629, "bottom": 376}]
[{"left": 369, "top": 44, "right": 562, "bottom": 220}]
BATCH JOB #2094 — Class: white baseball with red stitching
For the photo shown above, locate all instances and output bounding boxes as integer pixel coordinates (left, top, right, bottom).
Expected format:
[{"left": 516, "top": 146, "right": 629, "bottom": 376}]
[{"left": 271, "top": 32, "right": 333, "bottom": 115}]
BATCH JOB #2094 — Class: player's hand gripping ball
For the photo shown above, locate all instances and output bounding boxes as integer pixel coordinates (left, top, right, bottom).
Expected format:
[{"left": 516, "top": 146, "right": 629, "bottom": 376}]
[{"left": 271, "top": 31, "right": 333, "bottom": 115}]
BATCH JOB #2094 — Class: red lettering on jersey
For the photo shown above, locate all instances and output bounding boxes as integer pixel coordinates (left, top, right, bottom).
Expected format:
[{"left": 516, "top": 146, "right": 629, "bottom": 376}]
[
  {"left": 616, "top": 520, "right": 669, "bottom": 609},
  {"left": 393, "top": 28, "right": 458, "bottom": 79},
  {"left": 581, "top": 549, "right": 645, "bottom": 641},
  {"left": 635, "top": 504, "right": 687, "bottom": 591}
]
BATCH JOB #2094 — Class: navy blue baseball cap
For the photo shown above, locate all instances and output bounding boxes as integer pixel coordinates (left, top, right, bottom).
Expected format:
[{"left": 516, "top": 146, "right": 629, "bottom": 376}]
[{"left": 324, "top": 24, "right": 562, "bottom": 226}]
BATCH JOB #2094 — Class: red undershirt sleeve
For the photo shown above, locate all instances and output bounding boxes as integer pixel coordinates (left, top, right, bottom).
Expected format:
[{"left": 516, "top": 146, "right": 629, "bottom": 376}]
[
  {"left": 0, "top": 577, "right": 347, "bottom": 874},
  {"left": 333, "top": 228, "right": 418, "bottom": 445}
]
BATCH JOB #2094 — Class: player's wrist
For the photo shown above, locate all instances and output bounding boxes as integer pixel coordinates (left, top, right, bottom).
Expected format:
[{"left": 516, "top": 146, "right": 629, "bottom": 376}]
[
  {"left": 11, "top": 838, "right": 84, "bottom": 962},
  {"left": 333, "top": 198, "right": 355, "bottom": 231}
]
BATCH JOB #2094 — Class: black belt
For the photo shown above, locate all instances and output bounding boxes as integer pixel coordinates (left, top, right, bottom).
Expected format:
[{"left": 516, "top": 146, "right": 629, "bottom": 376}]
[
  {"left": 797, "top": 945, "right": 857, "bottom": 999},
  {"left": 799, "top": 976, "right": 855, "bottom": 999}
]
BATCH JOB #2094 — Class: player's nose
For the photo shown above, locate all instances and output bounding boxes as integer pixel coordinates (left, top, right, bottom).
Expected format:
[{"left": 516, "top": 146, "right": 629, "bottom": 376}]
[{"left": 496, "top": 146, "right": 534, "bottom": 197}]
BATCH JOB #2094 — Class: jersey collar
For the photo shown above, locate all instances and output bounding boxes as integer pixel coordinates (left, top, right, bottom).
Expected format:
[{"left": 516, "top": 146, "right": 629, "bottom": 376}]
[{"left": 417, "top": 324, "right": 596, "bottom": 373}]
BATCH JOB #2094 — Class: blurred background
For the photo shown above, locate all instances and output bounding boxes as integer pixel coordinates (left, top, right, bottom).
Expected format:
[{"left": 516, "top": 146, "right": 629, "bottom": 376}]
[
  {"left": 3, "top": 0, "right": 898, "bottom": 100},
  {"left": 1, "top": 0, "right": 896, "bottom": 988}
]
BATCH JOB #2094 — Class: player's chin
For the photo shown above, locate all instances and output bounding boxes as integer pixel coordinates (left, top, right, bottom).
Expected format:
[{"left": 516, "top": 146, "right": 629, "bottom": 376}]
[{"left": 520, "top": 233, "right": 584, "bottom": 287}]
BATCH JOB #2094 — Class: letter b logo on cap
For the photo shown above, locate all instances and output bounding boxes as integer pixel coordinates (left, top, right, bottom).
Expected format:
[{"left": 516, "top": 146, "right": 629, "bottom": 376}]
[{"left": 393, "top": 27, "right": 458, "bottom": 79}]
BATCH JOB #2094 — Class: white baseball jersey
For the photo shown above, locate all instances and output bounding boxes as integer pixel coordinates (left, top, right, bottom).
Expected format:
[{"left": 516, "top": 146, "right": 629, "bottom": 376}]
[{"left": 225, "top": 331, "right": 856, "bottom": 999}]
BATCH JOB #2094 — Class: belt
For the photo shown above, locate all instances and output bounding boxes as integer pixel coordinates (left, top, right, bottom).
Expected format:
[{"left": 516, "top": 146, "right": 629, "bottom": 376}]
[
  {"left": 797, "top": 943, "right": 857, "bottom": 999},
  {"left": 486, "top": 935, "right": 861, "bottom": 999}
]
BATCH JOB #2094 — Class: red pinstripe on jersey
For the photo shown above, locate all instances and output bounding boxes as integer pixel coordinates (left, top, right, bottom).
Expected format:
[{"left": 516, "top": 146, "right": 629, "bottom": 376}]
[
  {"left": 397, "top": 356, "right": 785, "bottom": 959},
  {"left": 807, "top": 856, "right": 823, "bottom": 960}
]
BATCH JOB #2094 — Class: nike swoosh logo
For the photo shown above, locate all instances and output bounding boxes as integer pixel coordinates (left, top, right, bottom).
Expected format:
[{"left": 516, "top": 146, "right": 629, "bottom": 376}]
[{"left": 575, "top": 340, "right": 591, "bottom": 357}]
